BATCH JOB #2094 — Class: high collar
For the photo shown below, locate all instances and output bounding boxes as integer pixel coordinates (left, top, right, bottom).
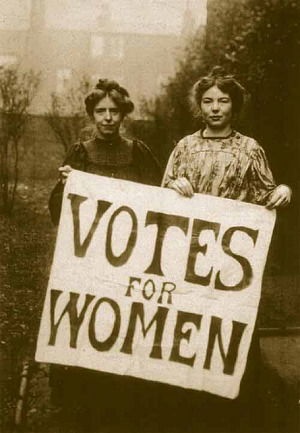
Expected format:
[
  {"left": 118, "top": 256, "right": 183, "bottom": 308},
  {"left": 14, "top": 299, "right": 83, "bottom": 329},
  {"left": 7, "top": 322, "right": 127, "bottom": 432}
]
[
  {"left": 200, "top": 129, "right": 236, "bottom": 139},
  {"left": 94, "top": 134, "right": 122, "bottom": 147}
]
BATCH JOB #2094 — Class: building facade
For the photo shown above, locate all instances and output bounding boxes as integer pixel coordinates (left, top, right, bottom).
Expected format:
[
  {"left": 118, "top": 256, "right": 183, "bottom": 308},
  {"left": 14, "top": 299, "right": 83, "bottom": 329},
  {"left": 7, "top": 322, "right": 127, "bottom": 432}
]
[{"left": 0, "top": 0, "right": 205, "bottom": 114}]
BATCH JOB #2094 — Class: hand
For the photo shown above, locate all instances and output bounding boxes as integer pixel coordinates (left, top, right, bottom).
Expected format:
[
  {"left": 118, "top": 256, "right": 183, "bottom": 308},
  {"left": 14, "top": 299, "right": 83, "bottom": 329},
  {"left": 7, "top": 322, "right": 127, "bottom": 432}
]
[
  {"left": 170, "top": 177, "right": 194, "bottom": 197},
  {"left": 266, "top": 184, "right": 292, "bottom": 209},
  {"left": 58, "top": 165, "right": 73, "bottom": 184}
]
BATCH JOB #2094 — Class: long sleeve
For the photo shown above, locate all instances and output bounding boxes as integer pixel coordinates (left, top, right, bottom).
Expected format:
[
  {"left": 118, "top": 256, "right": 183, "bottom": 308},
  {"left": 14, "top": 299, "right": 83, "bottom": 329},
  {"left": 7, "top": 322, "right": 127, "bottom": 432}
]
[
  {"left": 161, "top": 149, "right": 177, "bottom": 187},
  {"left": 161, "top": 139, "right": 188, "bottom": 188},
  {"left": 133, "top": 140, "right": 162, "bottom": 186},
  {"left": 246, "top": 146, "right": 277, "bottom": 205},
  {"left": 48, "top": 143, "right": 87, "bottom": 225}
]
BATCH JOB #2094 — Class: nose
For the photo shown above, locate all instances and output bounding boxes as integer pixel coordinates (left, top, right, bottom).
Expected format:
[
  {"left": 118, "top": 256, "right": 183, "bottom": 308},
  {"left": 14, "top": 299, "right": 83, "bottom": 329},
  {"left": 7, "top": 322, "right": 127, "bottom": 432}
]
[
  {"left": 211, "top": 101, "right": 220, "bottom": 112},
  {"left": 104, "top": 109, "right": 112, "bottom": 121}
]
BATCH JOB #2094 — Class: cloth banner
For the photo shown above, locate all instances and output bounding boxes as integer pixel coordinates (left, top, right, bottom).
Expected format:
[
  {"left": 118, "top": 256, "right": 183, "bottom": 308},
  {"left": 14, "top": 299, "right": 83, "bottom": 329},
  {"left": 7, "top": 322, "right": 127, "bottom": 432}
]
[{"left": 36, "top": 170, "right": 276, "bottom": 399}]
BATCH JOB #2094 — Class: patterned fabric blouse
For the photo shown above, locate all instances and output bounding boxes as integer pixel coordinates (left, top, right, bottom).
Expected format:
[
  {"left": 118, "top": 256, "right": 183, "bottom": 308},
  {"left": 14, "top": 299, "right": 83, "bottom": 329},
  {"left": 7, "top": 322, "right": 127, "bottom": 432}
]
[{"left": 162, "top": 130, "right": 277, "bottom": 205}]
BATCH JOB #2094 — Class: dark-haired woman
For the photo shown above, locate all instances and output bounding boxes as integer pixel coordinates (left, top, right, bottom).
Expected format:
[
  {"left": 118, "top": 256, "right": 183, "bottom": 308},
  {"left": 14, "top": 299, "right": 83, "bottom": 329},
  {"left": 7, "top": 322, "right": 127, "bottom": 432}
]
[
  {"left": 48, "top": 80, "right": 161, "bottom": 432},
  {"left": 161, "top": 67, "right": 291, "bottom": 432},
  {"left": 49, "top": 79, "right": 161, "bottom": 225}
]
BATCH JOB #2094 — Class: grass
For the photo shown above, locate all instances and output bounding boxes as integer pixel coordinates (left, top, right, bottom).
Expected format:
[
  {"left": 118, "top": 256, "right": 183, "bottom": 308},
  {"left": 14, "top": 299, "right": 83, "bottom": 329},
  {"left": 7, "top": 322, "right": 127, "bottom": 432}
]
[{"left": 0, "top": 179, "right": 56, "bottom": 432}]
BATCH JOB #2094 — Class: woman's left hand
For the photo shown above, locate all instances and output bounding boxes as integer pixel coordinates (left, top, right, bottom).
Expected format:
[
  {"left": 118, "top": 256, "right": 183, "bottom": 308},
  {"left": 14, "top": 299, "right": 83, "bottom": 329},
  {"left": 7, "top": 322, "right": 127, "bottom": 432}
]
[{"left": 266, "top": 184, "right": 292, "bottom": 209}]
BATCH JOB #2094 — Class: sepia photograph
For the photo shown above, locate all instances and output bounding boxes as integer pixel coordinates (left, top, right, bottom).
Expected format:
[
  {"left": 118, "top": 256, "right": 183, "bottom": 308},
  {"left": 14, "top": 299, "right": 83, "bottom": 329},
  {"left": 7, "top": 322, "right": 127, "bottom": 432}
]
[{"left": 0, "top": 1, "right": 299, "bottom": 432}]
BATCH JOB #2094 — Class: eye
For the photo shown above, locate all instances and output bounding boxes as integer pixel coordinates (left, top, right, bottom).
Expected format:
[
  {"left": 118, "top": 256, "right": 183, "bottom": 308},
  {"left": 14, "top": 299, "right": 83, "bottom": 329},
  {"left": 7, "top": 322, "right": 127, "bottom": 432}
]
[
  {"left": 219, "top": 98, "right": 230, "bottom": 103},
  {"left": 202, "top": 98, "right": 212, "bottom": 103}
]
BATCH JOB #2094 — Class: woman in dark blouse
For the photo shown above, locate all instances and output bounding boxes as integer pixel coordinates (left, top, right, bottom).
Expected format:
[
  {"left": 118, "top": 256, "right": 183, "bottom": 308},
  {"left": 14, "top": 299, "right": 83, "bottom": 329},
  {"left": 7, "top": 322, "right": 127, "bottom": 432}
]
[
  {"left": 48, "top": 79, "right": 162, "bottom": 432},
  {"left": 49, "top": 78, "right": 161, "bottom": 225}
]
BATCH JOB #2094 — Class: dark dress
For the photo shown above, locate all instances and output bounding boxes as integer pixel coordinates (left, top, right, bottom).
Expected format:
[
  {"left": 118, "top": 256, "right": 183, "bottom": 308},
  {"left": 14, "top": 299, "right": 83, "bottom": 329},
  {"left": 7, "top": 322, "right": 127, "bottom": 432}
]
[
  {"left": 49, "top": 135, "right": 161, "bottom": 225},
  {"left": 49, "top": 135, "right": 162, "bottom": 433}
]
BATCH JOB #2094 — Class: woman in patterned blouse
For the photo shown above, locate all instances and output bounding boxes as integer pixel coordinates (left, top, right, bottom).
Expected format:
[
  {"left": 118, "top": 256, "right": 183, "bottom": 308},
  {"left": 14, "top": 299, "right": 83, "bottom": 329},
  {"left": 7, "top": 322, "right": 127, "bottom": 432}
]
[
  {"left": 162, "top": 67, "right": 291, "bottom": 431},
  {"left": 162, "top": 66, "right": 291, "bottom": 208}
]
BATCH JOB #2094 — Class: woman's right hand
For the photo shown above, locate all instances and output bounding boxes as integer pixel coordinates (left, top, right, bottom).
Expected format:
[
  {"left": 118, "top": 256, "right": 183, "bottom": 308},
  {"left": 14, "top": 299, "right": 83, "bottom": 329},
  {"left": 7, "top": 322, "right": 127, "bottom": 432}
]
[
  {"left": 170, "top": 177, "right": 194, "bottom": 197},
  {"left": 58, "top": 165, "right": 73, "bottom": 184}
]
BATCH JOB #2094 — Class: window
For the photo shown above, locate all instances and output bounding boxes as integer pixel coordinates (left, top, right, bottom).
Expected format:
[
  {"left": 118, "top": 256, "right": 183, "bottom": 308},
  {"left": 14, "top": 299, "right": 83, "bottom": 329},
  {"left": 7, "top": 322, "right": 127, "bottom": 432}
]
[
  {"left": 91, "top": 74, "right": 99, "bottom": 86},
  {"left": 0, "top": 55, "right": 17, "bottom": 67},
  {"left": 110, "top": 37, "right": 124, "bottom": 59},
  {"left": 113, "top": 75, "right": 124, "bottom": 84},
  {"left": 157, "top": 74, "right": 165, "bottom": 87},
  {"left": 91, "top": 35, "right": 105, "bottom": 58},
  {"left": 56, "top": 69, "right": 72, "bottom": 93}
]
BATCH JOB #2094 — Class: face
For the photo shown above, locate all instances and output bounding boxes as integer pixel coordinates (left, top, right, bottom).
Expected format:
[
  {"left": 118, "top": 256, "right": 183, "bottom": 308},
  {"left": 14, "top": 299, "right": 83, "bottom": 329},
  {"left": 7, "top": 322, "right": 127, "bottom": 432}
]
[
  {"left": 93, "top": 95, "right": 123, "bottom": 139},
  {"left": 200, "top": 85, "right": 233, "bottom": 131}
]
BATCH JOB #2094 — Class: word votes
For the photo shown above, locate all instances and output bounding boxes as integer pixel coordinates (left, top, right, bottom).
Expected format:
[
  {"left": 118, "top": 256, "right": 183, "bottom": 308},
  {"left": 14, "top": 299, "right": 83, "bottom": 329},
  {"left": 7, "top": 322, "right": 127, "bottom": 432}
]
[{"left": 68, "top": 193, "right": 259, "bottom": 291}]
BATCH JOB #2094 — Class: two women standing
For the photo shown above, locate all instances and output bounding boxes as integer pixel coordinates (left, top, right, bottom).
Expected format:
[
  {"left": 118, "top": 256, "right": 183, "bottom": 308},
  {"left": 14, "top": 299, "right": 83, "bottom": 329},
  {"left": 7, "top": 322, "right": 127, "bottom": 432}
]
[{"left": 49, "top": 69, "right": 291, "bottom": 432}]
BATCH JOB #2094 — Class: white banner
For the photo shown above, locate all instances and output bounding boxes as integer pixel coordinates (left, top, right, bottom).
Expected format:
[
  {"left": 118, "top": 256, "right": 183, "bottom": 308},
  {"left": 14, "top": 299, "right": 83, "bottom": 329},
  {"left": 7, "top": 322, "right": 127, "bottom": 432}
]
[{"left": 36, "top": 170, "right": 276, "bottom": 399}]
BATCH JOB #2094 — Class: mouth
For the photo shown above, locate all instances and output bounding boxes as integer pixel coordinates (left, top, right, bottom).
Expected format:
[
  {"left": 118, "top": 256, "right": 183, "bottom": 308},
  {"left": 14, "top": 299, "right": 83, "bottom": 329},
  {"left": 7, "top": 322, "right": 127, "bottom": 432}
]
[
  {"left": 210, "top": 116, "right": 222, "bottom": 121},
  {"left": 102, "top": 125, "right": 115, "bottom": 129}
]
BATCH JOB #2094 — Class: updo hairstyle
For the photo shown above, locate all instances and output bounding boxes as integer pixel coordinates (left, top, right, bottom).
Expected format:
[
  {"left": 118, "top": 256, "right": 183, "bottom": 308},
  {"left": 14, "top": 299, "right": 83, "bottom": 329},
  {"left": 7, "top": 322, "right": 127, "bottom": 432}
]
[
  {"left": 85, "top": 79, "right": 134, "bottom": 118},
  {"left": 190, "top": 66, "right": 246, "bottom": 117}
]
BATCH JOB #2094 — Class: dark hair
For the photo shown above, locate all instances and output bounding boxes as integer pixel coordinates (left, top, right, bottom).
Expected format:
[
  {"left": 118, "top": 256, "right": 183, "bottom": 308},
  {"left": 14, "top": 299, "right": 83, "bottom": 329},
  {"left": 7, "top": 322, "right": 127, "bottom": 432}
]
[
  {"left": 190, "top": 66, "right": 245, "bottom": 117},
  {"left": 84, "top": 79, "right": 134, "bottom": 117}
]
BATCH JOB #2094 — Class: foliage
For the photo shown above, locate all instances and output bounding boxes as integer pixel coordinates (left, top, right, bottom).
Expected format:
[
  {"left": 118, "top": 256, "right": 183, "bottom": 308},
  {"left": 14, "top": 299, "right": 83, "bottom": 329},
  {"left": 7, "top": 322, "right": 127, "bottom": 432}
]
[
  {"left": 0, "top": 67, "right": 40, "bottom": 214},
  {"left": 142, "top": 0, "right": 300, "bottom": 170},
  {"left": 140, "top": 30, "right": 208, "bottom": 163},
  {"left": 0, "top": 181, "right": 55, "bottom": 431},
  {"left": 206, "top": 0, "right": 300, "bottom": 151},
  {"left": 45, "top": 76, "right": 93, "bottom": 153},
  {"left": 141, "top": 0, "right": 300, "bottom": 276}
]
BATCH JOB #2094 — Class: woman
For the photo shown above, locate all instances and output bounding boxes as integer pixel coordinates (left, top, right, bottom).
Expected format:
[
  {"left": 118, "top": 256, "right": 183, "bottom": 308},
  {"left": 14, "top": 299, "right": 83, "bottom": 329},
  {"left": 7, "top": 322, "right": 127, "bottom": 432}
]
[
  {"left": 48, "top": 79, "right": 161, "bottom": 432},
  {"left": 161, "top": 66, "right": 292, "bottom": 432},
  {"left": 49, "top": 78, "right": 161, "bottom": 225},
  {"left": 162, "top": 66, "right": 291, "bottom": 208}
]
